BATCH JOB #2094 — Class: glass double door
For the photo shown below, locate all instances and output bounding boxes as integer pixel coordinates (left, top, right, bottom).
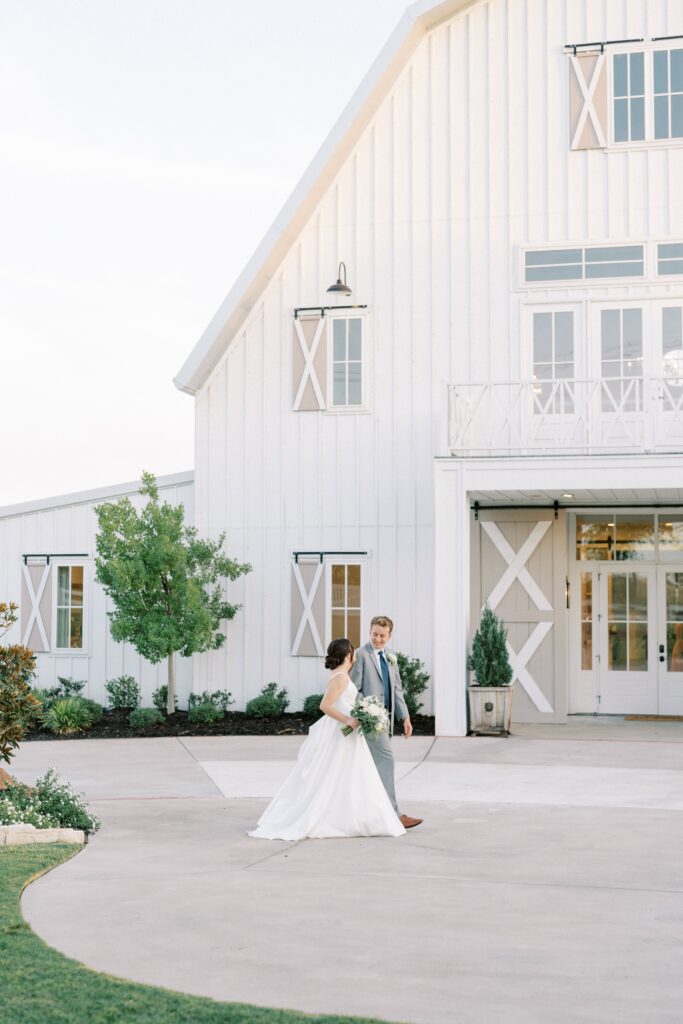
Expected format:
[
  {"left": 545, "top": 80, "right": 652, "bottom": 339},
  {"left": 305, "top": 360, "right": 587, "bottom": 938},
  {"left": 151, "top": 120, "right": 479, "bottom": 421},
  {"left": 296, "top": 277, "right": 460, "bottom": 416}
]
[{"left": 583, "top": 565, "right": 683, "bottom": 714}]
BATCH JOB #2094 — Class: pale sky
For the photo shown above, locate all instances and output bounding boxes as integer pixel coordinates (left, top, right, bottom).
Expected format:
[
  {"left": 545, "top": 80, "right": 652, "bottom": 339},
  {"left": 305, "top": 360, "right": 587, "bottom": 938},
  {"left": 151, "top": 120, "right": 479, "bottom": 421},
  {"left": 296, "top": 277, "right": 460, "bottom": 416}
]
[{"left": 1, "top": 0, "right": 408, "bottom": 506}]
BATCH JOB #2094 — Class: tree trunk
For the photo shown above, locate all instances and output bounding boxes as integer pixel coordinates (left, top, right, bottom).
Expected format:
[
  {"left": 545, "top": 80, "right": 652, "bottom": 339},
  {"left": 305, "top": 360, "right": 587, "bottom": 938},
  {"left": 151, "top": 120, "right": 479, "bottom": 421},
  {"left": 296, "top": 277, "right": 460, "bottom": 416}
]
[{"left": 167, "top": 653, "right": 176, "bottom": 715}]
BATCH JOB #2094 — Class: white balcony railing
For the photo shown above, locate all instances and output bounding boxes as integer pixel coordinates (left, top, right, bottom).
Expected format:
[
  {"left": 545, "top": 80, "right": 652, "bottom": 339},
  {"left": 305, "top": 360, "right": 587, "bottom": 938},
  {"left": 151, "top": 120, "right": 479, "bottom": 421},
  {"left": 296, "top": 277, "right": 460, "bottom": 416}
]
[{"left": 447, "top": 377, "right": 683, "bottom": 456}]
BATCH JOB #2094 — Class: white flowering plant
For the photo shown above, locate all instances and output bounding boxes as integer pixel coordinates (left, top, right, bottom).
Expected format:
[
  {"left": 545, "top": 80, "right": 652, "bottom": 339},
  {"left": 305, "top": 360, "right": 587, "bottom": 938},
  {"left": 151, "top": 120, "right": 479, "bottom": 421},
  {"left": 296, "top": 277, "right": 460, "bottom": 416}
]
[
  {"left": 341, "top": 695, "right": 389, "bottom": 737},
  {"left": 0, "top": 768, "right": 100, "bottom": 834}
]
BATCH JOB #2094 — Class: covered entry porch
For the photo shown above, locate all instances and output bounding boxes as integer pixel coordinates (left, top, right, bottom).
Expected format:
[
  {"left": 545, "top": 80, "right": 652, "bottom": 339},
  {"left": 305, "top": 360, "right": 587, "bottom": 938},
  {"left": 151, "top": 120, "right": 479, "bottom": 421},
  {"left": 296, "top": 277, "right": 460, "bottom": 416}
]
[{"left": 433, "top": 454, "right": 683, "bottom": 736}]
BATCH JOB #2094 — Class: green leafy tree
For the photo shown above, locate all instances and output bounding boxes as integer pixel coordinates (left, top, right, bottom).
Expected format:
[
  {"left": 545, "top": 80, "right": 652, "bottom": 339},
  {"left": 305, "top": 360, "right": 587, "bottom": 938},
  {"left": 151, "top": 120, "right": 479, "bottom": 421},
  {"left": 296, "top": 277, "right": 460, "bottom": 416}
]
[
  {"left": 0, "top": 602, "right": 41, "bottom": 764},
  {"left": 395, "top": 653, "right": 430, "bottom": 717},
  {"left": 467, "top": 605, "right": 513, "bottom": 686},
  {"left": 94, "top": 472, "right": 251, "bottom": 713}
]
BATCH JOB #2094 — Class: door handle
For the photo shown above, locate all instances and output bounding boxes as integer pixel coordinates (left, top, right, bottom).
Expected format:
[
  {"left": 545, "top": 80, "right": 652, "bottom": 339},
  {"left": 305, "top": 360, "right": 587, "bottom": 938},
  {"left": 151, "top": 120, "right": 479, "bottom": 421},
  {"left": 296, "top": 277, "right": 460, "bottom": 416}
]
[
  {"left": 659, "top": 643, "right": 666, "bottom": 662},
  {"left": 659, "top": 644, "right": 665, "bottom": 654}
]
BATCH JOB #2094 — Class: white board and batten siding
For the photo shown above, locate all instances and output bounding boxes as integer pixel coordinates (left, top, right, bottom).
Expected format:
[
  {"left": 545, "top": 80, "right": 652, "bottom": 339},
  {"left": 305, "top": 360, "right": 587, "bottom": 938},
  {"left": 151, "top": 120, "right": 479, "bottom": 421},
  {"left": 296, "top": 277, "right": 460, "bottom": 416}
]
[
  {"left": 0, "top": 473, "right": 194, "bottom": 707},
  {"left": 185, "top": 0, "right": 683, "bottom": 728}
]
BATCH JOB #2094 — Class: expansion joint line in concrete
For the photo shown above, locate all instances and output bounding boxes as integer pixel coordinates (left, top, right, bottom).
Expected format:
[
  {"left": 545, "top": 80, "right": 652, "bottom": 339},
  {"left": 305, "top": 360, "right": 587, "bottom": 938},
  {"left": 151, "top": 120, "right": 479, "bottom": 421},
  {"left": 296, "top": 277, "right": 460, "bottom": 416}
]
[{"left": 175, "top": 736, "right": 226, "bottom": 798}]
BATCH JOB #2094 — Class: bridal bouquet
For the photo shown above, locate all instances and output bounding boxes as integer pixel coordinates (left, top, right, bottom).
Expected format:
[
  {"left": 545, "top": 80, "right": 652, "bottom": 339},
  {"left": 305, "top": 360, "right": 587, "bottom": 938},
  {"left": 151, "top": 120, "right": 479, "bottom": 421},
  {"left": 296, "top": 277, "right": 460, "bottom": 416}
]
[{"left": 341, "top": 695, "right": 389, "bottom": 737}]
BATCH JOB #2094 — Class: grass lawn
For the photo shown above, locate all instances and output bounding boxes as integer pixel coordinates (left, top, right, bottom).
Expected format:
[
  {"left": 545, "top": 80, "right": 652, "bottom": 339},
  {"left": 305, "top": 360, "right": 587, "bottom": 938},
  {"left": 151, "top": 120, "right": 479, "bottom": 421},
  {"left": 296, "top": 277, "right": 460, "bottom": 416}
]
[{"left": 1, "top": 845, "right": 394, "bottom": 1024}]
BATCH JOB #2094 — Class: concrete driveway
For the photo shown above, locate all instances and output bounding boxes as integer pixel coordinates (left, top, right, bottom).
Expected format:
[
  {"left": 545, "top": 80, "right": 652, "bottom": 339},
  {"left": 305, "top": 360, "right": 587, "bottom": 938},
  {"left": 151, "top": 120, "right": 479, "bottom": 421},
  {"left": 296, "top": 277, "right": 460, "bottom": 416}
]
[{"left": 11, "top": 719, "right": 683, "bottom": 1024}]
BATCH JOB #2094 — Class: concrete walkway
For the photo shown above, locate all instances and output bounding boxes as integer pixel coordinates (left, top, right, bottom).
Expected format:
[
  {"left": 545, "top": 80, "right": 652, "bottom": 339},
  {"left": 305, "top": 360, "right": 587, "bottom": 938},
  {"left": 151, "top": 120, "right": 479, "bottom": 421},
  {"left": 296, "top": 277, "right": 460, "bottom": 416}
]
[{"left": 10, "top": 720, "right": 683, "bottom": 1024}]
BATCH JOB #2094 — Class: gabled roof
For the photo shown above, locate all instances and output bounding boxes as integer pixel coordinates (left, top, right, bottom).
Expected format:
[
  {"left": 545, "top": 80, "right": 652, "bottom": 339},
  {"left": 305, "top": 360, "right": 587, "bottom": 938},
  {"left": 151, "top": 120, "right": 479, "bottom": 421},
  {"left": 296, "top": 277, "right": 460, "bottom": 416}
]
[
  {"left": 174, "top": 0, "right": 478, "bottom": 395},
  {"left": 0, "top": 471, "right": 194, "bottom": 520}
]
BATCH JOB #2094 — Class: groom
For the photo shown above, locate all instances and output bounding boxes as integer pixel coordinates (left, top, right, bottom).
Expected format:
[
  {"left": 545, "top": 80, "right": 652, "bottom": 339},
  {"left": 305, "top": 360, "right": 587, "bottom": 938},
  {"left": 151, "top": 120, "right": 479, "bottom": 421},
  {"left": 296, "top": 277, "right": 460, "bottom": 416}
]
[{"left": 351, "top": 615, "right": 423, "bottom": 829}]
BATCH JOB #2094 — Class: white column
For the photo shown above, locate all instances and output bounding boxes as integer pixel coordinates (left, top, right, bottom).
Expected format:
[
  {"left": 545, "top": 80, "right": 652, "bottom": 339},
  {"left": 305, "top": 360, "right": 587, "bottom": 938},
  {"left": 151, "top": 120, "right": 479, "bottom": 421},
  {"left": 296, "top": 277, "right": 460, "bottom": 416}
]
[{"left": 433, "top": 460, "right": 469, "bottom": 736}]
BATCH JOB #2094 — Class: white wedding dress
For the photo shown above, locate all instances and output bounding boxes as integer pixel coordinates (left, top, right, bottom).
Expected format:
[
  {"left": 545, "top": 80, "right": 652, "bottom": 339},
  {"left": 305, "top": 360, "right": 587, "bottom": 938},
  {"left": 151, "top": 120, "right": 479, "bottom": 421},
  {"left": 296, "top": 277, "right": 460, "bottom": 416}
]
[{"left": 248, "top": 676, "right": 405, "bottom": 840}]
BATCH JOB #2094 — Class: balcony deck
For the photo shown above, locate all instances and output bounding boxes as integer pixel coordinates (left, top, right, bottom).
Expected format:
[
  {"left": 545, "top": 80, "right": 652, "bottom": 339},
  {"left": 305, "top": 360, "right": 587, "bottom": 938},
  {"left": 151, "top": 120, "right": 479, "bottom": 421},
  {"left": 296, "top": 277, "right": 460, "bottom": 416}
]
[{"left": 447, "top": 377, "right": 683, "bottom": 457}]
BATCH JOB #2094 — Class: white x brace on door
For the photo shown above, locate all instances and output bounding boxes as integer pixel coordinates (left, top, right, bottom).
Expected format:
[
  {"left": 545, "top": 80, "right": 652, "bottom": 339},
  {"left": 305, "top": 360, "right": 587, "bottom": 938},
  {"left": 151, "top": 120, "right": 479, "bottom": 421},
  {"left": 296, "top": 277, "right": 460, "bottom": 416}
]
[
  {"left": 20, "top": 561, "right": 51, "bottom": 652},
  {"left": 568, "top": 52, "right": 608, "bottom": 150},
  {"left": 480, "top": 520, "right": 554, "bottom": 713},
  {"left": 290, "top": 559, "right": 325, "bottom": 656},
  {"left": 292, "top": 317, "right": 326, "bottom": 411}
]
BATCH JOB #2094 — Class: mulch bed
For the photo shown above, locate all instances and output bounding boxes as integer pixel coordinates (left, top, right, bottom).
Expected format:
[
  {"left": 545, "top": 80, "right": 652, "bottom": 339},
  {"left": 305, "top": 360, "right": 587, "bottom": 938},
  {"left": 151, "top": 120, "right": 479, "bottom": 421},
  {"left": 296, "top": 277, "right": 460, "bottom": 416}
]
[{"left": 24, "top": 709, "right": 435, "bottom": 741}]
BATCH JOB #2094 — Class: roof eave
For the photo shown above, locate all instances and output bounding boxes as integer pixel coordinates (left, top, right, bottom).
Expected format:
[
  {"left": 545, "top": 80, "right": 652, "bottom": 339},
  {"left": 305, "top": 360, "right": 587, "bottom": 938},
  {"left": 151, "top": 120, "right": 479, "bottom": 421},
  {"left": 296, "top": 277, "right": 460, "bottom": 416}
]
[{"left": 174, "top": 0, "right": 474, "bottom": 396}]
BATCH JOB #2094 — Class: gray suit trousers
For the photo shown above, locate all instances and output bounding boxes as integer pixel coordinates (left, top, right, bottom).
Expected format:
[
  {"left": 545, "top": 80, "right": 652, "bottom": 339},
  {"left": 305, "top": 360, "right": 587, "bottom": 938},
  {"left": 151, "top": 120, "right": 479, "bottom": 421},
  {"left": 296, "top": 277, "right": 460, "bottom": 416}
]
[{"left": 365, "top": 731, "right": 399, "bottom": 815}]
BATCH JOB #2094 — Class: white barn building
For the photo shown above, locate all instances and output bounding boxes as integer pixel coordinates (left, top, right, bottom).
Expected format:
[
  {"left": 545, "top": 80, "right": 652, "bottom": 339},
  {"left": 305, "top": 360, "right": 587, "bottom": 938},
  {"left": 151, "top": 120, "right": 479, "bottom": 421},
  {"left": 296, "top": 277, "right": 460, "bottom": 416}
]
[
  {"left": 175, "top": 0, "right": 683, "bottom": 735},
  {"left": 0, "top": 473, "right": 195, "bottom": 707}
]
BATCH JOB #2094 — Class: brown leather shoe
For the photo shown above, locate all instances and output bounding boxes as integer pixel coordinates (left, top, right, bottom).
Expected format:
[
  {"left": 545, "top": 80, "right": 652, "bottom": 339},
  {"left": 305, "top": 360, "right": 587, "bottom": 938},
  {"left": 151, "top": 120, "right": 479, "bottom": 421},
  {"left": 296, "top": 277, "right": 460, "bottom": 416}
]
[{"left": 399, "top": 814, "right": 423, "bottom": 829}]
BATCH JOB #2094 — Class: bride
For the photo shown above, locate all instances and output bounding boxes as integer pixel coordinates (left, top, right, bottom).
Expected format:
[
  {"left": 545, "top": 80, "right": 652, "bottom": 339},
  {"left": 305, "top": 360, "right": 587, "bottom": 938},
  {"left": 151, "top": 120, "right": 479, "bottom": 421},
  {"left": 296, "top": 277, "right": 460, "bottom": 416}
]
[{"left": 248, "top": 638, "right": 405, "bottom": 840}]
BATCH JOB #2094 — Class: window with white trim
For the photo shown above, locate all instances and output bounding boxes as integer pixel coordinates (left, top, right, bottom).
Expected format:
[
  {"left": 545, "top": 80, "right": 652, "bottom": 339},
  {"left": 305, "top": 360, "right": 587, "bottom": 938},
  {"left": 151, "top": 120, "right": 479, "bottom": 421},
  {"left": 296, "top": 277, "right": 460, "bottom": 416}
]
[
  {"left": 613, "top": 52, "right": 645, "bottom": 142},
  {"left": 55, "top": 565, "right": 84, "bottom": 650},
  {"left": 654, "top": 48, "right": 683, "bottom": 140},
  {"left": 330, "top": 563, "right": 362, "bottom": 647},
  {"left": 532, "top": 311, "right": 575, "bottom": 413},
  {"left": 658, "top": 242, "right": 683, "bottom": 276},
  {"left": 600, "top": 308, "right": 643, "bottom": 412},
  {"left": 331, "top": 317, "right": 363, "bottom": 407},
  {"left": 525, "top": 245, "right": 644, "bottom": 283}
]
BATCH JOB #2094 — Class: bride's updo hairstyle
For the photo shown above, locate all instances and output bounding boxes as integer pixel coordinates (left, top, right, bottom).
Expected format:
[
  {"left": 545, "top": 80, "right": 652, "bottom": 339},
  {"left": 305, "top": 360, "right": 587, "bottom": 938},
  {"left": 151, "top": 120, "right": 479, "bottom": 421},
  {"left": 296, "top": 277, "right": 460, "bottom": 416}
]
[{"left": 325, "top": 638, "right": 354, "bottom": 670}]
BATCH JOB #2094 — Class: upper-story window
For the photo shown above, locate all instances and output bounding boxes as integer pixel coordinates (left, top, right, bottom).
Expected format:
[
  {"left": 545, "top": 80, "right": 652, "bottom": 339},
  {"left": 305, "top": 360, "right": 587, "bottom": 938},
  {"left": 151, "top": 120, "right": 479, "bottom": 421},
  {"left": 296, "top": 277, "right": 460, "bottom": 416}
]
[
  {"left": 613, "top": 53, "right": 645, "bottom": 142},
  {"left": 291, "top": 313, "right": 366, "bottom": 413},
  {"left": 654, "top": 49, "right": 683, "bottom": 139},
  {"left": 332, "top": 317, "right": 363, "bottom": 407},
  {"left": 612, "top": 47, "right": 683, "bottom": 145},
  {"left": 525, "top": 245, "right": 644, "bottom": 284}
]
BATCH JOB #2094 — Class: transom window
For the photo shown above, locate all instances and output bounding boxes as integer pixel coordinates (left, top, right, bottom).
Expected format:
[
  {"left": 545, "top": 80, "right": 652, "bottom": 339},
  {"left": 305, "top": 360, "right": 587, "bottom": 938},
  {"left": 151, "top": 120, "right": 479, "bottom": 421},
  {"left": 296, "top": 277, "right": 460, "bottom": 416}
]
[
  {"left": 331, "top": 317, "right": 362, "bottom": 407},
  {"left": 56, "top": 565, "right": 84, "bottom": 649},
  {"left": 330, "top": 563, "right": 361, "bottom": 647},
  {"left": 525, "top": 245, "right": 644, "bottom": 283},
  {"left": 658, "top": 243, "right": 683, "bottom": 276},
  {"left": 575, "top": 514, "right": 683, "bottom": 562}
]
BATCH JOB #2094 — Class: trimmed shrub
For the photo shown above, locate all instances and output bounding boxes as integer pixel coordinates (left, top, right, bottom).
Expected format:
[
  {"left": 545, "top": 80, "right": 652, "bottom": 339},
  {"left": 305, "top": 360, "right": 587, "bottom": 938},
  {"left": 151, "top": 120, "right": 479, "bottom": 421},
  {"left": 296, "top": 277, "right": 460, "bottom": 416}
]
[
  {"left": 187, "top": 689, "right": 233, "bottom": 713},
  {"left": 105, "top": 675, "right": 141, "bottom": 710},
  {"left": 395, "top": 653, "right": 430, "bottom": 718},
  {"left": 43, "top": 697, "right": 98, "bottom": 735},
  {"left": 467, "top": 605, "right": 513, "bottom": 686},
  {"left": 56, "top": 676, "right": 86, "bottom": 697},
  {"left": 128, "top": 707, "right": 164, "bottom": 733},
  {"left": 0, "top": 768, "right": 100, "bottom": 833},
  {"left": 302, "top": 693, "right": 324, "bottom": 717},
  {"left": 187, "top": 701, "right": 223, "bottom": 725},
  {"left": 152, "top": 685, "right": 177, "bottom": 715},
  {"left": 245, "top": 683, "right": 290, "bottom": 719}
]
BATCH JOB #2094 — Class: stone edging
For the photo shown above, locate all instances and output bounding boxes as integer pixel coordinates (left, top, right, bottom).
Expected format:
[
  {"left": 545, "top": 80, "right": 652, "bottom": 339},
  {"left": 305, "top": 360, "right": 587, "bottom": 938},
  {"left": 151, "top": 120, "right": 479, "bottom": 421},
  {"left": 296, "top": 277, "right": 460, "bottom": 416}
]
[{"left": 0, "top": 823, "right": 85, "bottom": 846}]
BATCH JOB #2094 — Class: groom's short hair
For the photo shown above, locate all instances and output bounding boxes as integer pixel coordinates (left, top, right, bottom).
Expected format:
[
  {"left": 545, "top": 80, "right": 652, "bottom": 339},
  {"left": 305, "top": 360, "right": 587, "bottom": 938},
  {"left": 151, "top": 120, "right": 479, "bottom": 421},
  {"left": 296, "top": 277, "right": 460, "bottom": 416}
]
[{"left": 371, "top": 615, "right": 393, "bottom": 633}]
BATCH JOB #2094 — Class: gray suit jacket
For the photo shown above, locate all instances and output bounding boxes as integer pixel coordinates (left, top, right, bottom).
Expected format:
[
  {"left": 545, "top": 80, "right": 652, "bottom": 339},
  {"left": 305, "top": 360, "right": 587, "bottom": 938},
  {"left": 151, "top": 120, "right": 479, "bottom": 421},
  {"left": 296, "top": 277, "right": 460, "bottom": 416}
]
[{"left": 350, "top": 641, "right": 409, "bottom": 730}]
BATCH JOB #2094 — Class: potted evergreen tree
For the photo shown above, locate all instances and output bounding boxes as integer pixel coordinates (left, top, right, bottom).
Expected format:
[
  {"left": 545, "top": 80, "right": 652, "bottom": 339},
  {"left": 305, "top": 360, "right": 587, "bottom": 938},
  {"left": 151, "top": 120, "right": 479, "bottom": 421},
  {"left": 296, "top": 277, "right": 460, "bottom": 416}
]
[{"left": 467, "top": 605, "right": 514, "bottom": 736}]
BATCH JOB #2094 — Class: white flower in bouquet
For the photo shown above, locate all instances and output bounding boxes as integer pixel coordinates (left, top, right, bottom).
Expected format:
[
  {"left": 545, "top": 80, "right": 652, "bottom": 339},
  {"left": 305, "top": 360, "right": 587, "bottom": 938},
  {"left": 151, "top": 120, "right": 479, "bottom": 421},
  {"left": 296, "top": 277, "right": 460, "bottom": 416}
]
[
  {"left": 341, "top": 695, "right": 389, "bottom": 737},
  {"left": 386, "top": 652, "right": 397, "bottom": 666}
]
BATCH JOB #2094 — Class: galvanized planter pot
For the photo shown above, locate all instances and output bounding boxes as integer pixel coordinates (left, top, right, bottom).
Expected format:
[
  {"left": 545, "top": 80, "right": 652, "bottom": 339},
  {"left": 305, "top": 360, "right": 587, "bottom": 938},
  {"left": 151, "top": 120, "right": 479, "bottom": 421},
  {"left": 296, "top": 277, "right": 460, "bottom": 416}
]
[{"left": 468, "top": 684, "right": 514, "bottom": 736}]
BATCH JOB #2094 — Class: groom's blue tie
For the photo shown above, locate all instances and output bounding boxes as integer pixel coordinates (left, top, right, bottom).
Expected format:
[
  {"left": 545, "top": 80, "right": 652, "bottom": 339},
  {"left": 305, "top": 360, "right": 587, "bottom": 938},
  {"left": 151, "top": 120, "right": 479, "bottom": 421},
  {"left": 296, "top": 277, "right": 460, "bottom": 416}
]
[{"left": 379, "top": 650, "right": 391, "bottom": 710}]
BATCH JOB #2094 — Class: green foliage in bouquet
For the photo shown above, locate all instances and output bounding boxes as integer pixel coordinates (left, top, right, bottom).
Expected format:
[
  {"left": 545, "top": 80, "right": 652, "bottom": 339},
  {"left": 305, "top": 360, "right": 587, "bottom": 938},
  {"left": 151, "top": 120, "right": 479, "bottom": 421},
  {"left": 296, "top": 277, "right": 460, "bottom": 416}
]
[
  {"left": 0, "top": 602, "right": 41, "bottom": 763},
  {"left": 245, "top": 683, "right": 290, "bottom": 719},
  {"left": 128, "top": 707, "right": 164, "bottom": 732},
  {"left": 467, "top": 605, "right": 513, "bottom": 686},
  {"left": 395, "top": 653, "right": 430, "bottom": 717},
  {"left": 105, "top": 675, "right": 141, "bottom": 710}
]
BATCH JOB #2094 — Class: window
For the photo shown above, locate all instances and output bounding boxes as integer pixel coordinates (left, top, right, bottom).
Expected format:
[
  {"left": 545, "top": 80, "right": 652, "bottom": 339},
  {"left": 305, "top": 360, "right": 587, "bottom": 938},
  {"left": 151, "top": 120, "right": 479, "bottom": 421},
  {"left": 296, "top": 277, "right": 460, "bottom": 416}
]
[
  {"left": 330, "top": 563, "right": 361, "bottom": 647},
  {"left": 525, "top": 245, "right": 644, "bottom": 283},
  {"left": 613, "top": 52, "right": 645, "bottom": 142},
  {"left": 532, "top": 311, "right": 574, "bottom": 412},
  {"left": 607, "top": 572, "right": 648, "bottom": 672},
  {"left": 576, "top": 515, "right": 655, "bottom": 562},
  {"left": 654, "top": 49, "right": 683, "bottom": 139},
  {"left": 600, "top": 308, "right": 643, "bottom": 411},
  {"left": 658, "top": 243, "right": 683, "bottom": 276},
  {"left": 55, "top": 565, "right": 84, "bottom": 649},
  {"left": 331, "top": 317, "right": 363, "bottom": 407}
]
